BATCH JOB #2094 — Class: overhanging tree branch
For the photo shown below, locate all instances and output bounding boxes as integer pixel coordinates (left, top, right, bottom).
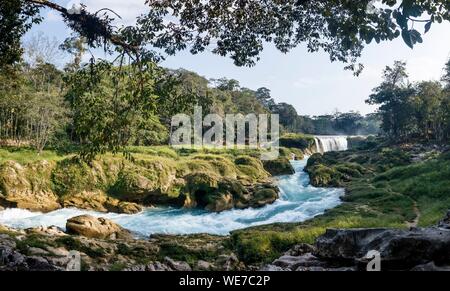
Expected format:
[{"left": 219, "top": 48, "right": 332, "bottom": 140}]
[{"left": 25, "top": 0, "right": 140, "bottom": 55}]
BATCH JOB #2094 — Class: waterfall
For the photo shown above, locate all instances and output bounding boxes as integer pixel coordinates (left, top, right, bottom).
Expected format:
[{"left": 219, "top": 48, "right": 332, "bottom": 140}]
[{"left": 314, "top": 136, "right": 348, "bottom": 153}]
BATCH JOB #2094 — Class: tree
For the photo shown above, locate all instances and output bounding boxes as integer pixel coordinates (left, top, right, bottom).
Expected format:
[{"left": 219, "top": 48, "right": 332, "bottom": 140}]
[
  {"left": 255, "top": 87, "right": 275, "bottom": 110},
  {"left": 214, "top": 78, "right": 241, "bottom": 92},
  {"left": 3, "top": 0, "right": 448, "bottom": 71},
  {"left": 411, "top": 81, "right": 443, "bottom": 140},
  {"left": 334, "top": 112, "right": 364, "bottom": 135},
  {"left": 367, "top": 61, "right": 416, "bottom": 140},
  {"left": 3, "top": 0, "right": 449, "bottom": 158},
  {"left": 64, "top": 61, "right": 162, "bottom": 161},
  {"left": 59, "top": 34, "right": 87, "bottom": 72},
  {"left": 272, "top": 103, "right": 301, "bottom": 132},
  {"left": 443, "top": 59, "right": 450, "bottom": 90}
]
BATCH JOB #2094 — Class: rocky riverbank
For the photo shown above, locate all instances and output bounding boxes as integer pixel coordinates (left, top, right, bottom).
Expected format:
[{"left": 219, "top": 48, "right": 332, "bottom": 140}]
[
  {"left": 262, "top": 211, "right": 450, "bottom": 271},
  {"left": 2, "top": 210, "right": 450, "bottom": 271},
  {"left": 0, "top": 149, "right": 297, "bottom": 215}
]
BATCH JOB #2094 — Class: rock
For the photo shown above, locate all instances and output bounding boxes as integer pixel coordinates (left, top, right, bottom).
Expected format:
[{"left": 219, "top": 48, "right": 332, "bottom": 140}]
[
  {"left": 284, "top": 243, "right": 316, "bottom": 256},
  {"left": 164, "top": 257, "right": 192, "bottom": 271},
  {"left": 62, "top": 191, "right": 143, "bottom": 214},
  {"left": 216, "top": 253, "right": 240, "bottom": 271},
  {"left": 66, "top": 215, "right": 132, "bottom": 240},
  {"left": 114, "top": 202, "right": 143, "bottom": 214},
  {"left": 0, "top": 245, "right": 26, "bottom": 270},
  {"left": 315, "top": 227, "right": 450, "bottom": 270},
  {"left": 26, "top": 256, "right": 62, "bottom": 271},
  {"left": 410, "top": 262, "right": 450, "bottom": 271},
  {"left": 262, "top": 158, "right": 295, "bottom": 176},
  {"left": 273, "top": 253, "right": 326, "bottom": 270},
  {"left": 438, "top": 211, "right": 450, "bottom": 229},
  {"left": 248, "top": 185, "right": 279, "bottom": 208},
  {"left": 148, "top": 261, "right": 172, "bottom": 271},
  {"left": 186, "top": 173, "right": 279, "bottom": 212},
  {"left": 0, "top": 205, "right": 4, "bottom": 211},
  {"left": 124, "top": 265, "right": 147, "bottom": 271},
  {"left": 28, "top": 247, "right": 50, "bottom": 256},
  {"left": 0, "top": 161, "right": 61, "bottom": 212},
  {"left": 110, "top": 161, "right": 181, "bottom": 205},
  {"left": 259, "top": 264, "right": 289, "bottom": 271},
  {"left": 26, "top": 226, "right": 66, "bottom": 237},
  {"left": 46, "top": 246, "right": 70, "bottom": 257},
  {"left": 196, "top": 260, "right": 214, "bottom": 271}
]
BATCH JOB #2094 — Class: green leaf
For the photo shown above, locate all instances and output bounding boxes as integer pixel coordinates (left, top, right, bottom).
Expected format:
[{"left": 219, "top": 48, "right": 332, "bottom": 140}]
[
  {"left": 424, "top": 22, "right": 432, "bottom": 34},
  {"left": 401, "top": 29, "right": 413, "bottom": 49}
]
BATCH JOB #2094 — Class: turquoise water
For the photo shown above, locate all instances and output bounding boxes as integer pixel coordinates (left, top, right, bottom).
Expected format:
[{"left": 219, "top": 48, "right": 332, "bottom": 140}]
[{"left": 0, "top": 160, "right": 344, "bottom": 236}]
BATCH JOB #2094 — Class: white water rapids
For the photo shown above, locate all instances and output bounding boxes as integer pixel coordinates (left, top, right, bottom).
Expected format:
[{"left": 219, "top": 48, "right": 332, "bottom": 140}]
[{"left": 0, "top": 136, "right": 349, "bottom": 236}]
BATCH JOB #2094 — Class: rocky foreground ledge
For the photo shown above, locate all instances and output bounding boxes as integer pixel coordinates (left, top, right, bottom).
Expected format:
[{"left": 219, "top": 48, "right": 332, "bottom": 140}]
[
  {"left": 2, "top": 212, "right": 450, "bottom": 271},
  {"left": 262, "top": 211, "right": 450, "bottom": 271}
]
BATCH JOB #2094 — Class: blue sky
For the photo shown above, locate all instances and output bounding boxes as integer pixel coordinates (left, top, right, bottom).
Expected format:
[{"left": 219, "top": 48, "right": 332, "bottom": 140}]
[{"left": 27, "top": 0, "right": 450, "bottom": 116}]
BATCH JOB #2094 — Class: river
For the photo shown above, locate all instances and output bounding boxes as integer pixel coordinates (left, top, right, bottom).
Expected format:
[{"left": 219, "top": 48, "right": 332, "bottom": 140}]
[{"left": 0, "top": 159, "right": 345, "bottom": 236}]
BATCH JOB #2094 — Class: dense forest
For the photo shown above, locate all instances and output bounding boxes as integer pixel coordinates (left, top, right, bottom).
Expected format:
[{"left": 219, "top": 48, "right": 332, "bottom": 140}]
[
  {"left": 1, "top": 34, "right": 449, "bottom": 159},
  {"left": 0, "top": 34, "right": 382, "bottom": 159},
  {"left": 368, "top": 60, "right": 450, "bottom": 143}
]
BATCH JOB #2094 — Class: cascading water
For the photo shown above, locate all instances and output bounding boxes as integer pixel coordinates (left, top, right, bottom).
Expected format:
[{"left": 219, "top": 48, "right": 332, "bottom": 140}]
[
  {"left": 314, "top": 136, "right": 348, "bottom": 153},
  {"left": 0, "top": 160, "right": 344, "bottom": 236}
]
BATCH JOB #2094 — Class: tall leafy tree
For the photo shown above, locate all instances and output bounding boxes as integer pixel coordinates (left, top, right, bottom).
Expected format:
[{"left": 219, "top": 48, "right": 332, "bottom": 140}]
[{"left": 367, "top": 61, "right": 416, "bottom": 140}]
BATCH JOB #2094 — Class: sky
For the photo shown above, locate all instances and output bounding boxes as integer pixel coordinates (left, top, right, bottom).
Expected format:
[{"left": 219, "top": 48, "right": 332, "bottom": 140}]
[{"left": 26, "top": 0, "right": 450, "bottom": 116}]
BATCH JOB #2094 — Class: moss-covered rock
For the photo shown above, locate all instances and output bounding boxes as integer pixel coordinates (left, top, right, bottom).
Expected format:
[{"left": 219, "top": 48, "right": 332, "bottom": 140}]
[
  {"left": 262, "top": 157, "right": 295, "bottom": 176},
  {"left": 279, "top": 147, "right": 305, "bottom": 160},
  {"left": 279, "top": 133, "right": 315, "bottom": 151},
  {"left": 0, "top": 148, "right": 282, "bottom": 214},
  {"left": 305, "top": 153, "right": 368, "bottom": 187},
  {"left": 0, "top": 160, "right": 61, "bottom": 212},
  {"left": 61, "top": 190, "right": 142, "bottom": 214},
  {"left": 183, "top": 172, "right": 278, "bottom": 212}
]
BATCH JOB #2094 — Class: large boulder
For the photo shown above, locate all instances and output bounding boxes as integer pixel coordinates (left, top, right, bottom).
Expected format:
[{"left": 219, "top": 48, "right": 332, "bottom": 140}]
[
  {"left": 0, "top": 161, "right": 61, "bottom": 212},
  {"left": 66, "top": 215, "right": 132, "bottom": 240},
  {"left": 315, "top": 227, "right": 450, "bottom": 270},
  {"left": 109, "top": 161, "right": 182, "bottom": 205},
  {"left": 262, "top": 158, "right": 295, "bottom": 176},
  {"left": 184, "top": 173, "right": 279, "bottom": 212}
]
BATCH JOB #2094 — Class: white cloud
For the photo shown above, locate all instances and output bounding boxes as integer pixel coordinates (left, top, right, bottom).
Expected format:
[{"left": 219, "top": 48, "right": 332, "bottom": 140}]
[{"left": 67, "top": 0, "right": 149, "bottom": 26}]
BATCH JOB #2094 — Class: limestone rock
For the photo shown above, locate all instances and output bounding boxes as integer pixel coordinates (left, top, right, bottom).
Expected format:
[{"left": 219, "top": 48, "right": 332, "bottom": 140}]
[
  {"left": 259, "top": 264, "right": 289, "bottom": 271},
  {"left": 262, "top": 158, "right": 295, "bottom": 176},
  {"left": 315, "top": 227, "right": 450, "bottom": 270},
  {"left": 62, "top": 191, "right": 143, "bottom": 214},
  {"left": 26, "top": 225, "right": 66, "bottom": 237},
  {"left": 273, "top": 253, "right": 326, "bottom": 270},
  {"left": 164, "top": 257, "right": 192, "bottom": 271},
  {"left": 216, "top": 253, "right": 240, "bottom": 271},
  {"left": 410, "top": 262, "right": 450, "bottom": 271},
  {"left": 0, "top": 161, "right": 61, "bottom": 212},
  {"left": 66, "top": 215, "right": 132, "bottom": 240},
  {"left": 196, "top": 260, "right": 214, "bottom": 271},
  {"left": 438, "top": 211, "right": 450, "bottom": 229}
]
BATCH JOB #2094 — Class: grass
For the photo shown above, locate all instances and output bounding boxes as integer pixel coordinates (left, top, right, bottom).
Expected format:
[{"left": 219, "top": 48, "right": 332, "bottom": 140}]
[
  {"left": 0, "top": 147, "right": 67, "bottom": 164},
  {"left": 230, "top": 147, "right": 450, "bottom": 265},
  {"left": 3, "top": 143, "right": 449, "bottom": 267}
]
